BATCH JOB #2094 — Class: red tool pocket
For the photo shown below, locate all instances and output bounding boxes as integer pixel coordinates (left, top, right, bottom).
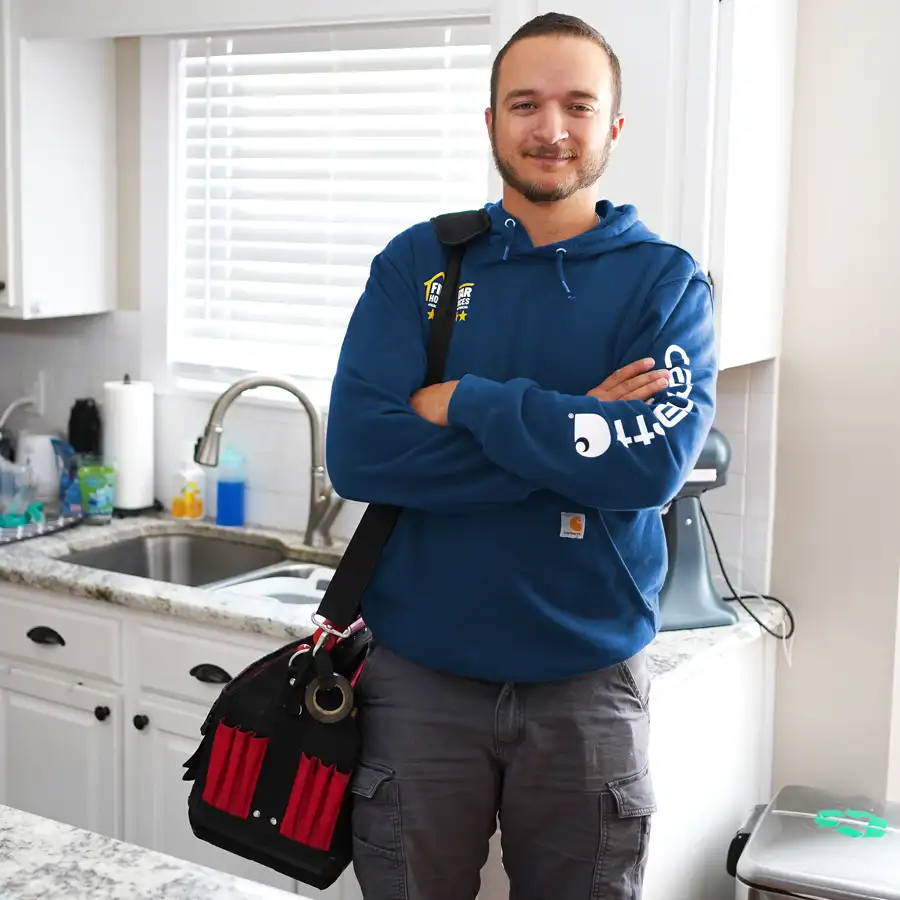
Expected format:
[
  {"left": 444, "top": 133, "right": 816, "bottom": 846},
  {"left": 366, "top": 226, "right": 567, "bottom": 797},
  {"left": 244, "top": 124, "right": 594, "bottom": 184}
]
[
  {"left": 201, "top": 720, "right": 268, "bottom": 818},
  {"left": 280, "top": 752, "right": 351, "bottom": 851}
]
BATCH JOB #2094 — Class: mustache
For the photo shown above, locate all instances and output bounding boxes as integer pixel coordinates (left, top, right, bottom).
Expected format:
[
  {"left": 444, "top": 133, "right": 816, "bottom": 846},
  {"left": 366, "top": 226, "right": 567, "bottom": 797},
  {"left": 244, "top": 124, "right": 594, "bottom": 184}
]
[{"left": 523, "top": 147, "right": 577, "bottom": 159}]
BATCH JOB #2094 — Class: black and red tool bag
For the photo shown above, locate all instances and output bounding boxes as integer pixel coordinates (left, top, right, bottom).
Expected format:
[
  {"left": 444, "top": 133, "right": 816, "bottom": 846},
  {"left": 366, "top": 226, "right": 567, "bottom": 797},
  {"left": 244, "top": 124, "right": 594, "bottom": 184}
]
[{"left": 181, "top": 208, "right": 490, "bottom": 891}]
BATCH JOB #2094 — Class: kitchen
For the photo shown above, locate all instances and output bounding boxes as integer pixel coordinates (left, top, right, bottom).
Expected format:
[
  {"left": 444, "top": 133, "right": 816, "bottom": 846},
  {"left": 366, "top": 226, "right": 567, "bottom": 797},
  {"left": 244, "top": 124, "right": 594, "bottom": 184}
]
[{"left": 0, "top": 1, "right": 898, "bottom": 899}]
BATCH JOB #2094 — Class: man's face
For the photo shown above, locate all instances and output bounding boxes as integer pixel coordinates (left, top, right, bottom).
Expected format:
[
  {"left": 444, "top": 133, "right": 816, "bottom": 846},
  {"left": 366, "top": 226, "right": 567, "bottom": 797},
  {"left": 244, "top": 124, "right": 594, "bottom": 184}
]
[{"left": 486, "top": 35, "right": 623, "bottom": 204}]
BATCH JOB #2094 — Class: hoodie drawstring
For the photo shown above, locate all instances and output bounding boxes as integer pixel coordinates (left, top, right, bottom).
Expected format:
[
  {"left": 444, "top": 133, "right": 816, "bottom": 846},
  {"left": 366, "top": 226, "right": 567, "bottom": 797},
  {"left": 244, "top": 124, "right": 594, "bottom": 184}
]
[
  {"left": 556, "top": 248, "right": 575, "bottom": 300},
  {"left": 502, "top": 217, "right": 516, "bottom": 261}
]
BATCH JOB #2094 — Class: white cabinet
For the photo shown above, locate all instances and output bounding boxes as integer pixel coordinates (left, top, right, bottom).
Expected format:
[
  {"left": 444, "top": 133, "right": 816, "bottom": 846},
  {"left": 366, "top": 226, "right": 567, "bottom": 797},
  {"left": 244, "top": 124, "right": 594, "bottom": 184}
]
[
  {"left": 527, "top": 0, "right": 798, "bottom": 370},
  {"left": 0, "top": 0, "right": 116, "bottom": 319},
  {"left": 0, "top": 583, "right": 363, "bottom": 899},
  {"left": 0, "top": 665, "right": 122, "bottom": 838}
]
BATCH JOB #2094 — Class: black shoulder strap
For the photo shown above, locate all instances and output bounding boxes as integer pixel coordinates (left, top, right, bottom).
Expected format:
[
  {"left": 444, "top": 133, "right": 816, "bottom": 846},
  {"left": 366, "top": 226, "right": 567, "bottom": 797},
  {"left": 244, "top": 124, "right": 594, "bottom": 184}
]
[
  {"left": 315, "top": 209, "right": 491, "bottom": 632},
  {"left": 424, "top": 209, "right": 491, "bottom": 385}
]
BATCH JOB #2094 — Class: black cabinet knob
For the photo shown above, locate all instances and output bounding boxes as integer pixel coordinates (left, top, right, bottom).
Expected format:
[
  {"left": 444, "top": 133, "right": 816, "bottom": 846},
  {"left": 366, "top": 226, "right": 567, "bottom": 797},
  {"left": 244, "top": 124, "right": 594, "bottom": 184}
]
[
  {"left": 94, "top": 706, "right": 110, "bottom": 722},
  {"left": 190, "top": 663, "right": 232, "bottom": 685},
  {"left": 27, "top": 626, "right": 65, "bottom": 647},
  {"left": 133, "top": 714, "right": 150, "bottom": 731}
]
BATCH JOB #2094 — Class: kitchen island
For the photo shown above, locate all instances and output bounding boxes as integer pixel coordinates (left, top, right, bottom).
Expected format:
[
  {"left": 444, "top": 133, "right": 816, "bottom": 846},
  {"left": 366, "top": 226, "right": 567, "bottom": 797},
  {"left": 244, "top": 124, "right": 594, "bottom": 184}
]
[{"left": 0, "top": 802, "right": 294, "bottom": 899}]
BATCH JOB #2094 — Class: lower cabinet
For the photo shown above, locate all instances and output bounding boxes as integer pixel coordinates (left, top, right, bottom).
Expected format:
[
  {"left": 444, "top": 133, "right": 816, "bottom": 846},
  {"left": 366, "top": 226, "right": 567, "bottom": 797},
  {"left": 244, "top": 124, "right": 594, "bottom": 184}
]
[
  {"left": 0, "top": 664, "right": 122, "bottom": 839},
  {"left": 0, "top": 584, "right": 364, "bottom": 899}
]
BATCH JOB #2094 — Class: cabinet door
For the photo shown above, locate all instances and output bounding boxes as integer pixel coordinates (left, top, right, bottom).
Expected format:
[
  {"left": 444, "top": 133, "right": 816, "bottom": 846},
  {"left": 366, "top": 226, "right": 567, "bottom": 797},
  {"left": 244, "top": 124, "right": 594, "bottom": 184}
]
[
  {"left": 0, "top": 663, "right": 122, "bottom": 838},
  {"left": 126, "top": 697, "right": 307, "bottom": 895}
]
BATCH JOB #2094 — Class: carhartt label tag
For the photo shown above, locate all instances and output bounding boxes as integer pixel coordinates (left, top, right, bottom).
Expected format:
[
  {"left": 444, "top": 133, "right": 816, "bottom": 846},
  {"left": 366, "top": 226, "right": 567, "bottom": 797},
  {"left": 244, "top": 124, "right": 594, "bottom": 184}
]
[{"left": 560, "top": 513, "right": 585, "bottom": 539}]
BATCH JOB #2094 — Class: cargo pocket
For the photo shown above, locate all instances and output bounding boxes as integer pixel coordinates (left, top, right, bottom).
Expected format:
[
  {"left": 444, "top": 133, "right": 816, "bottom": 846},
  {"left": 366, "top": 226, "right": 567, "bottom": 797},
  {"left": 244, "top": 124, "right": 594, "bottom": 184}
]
[
  {"left": 350, "top": 761, "right": 407, "bottom": 899},
  {"left": 592, "top": 763, "right": 656, "bottom": 900}
]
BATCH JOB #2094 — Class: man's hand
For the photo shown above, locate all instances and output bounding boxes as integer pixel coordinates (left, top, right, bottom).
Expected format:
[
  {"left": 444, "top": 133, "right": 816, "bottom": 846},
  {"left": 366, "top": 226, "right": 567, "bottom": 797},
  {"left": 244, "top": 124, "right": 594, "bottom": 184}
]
[
  {"left": 410, "top": 380, "right": 460, "bottom": 427},
  {"left": 588, "top": 358, "right": 670, "bottom": 402},
  {"left": 410, "top": 359, "right": 667, "bottom": 426}
]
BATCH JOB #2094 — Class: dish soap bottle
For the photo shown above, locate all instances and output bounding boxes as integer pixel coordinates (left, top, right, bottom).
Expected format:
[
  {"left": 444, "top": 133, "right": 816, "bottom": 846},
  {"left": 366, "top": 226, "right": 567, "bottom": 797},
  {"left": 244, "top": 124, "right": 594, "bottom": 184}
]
[
  {"left": 171, "top": 440, "right": 206, "bottom": 520},
  {"left": 216, "top": 443, "right": 246, "bottom": 527}
]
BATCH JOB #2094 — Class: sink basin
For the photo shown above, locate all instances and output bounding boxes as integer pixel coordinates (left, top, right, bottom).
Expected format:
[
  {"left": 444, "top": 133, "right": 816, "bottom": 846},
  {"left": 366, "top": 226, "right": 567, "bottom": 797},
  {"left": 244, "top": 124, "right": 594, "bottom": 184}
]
[
  {"left": 216, "top": 562, "right": 336, "bottom": 604},
  {"left": 58, "top": 533, "right": 289, "bottom": 588}
]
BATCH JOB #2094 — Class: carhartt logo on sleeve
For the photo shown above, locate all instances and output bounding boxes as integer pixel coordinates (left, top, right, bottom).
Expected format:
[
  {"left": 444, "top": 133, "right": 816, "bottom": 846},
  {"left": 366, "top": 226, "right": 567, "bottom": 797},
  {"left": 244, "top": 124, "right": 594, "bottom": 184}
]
[
  {"left": 560, "top": 513, "right": 585, "bottom": 539},
  {"left": 569, "top": 343, "right": 697, "bottom": 457}
]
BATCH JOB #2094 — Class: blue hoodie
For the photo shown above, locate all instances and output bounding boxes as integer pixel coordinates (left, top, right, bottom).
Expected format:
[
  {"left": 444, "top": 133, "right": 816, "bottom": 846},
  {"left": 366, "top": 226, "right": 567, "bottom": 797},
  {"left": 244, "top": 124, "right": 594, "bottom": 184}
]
[{"left": 326, "top": 199, "right": 717, "bottom": 683}]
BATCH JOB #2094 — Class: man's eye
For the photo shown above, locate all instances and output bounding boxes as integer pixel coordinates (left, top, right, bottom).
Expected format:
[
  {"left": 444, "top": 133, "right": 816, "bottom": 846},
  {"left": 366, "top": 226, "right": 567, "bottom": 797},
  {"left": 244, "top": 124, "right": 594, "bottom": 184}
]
[
  {"left": 512, "top": 102, "right": 536, "bottom": 111},
  {"left": 571, "top": 105, "right": 594, "bottom": 113}
]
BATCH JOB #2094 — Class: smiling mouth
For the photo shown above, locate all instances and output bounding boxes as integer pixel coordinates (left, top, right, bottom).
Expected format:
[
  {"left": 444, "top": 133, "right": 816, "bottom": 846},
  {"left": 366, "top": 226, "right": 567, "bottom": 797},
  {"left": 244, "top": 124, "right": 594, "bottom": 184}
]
[{"left": 524, "top": 151, "right": 575, "bottom": 164}]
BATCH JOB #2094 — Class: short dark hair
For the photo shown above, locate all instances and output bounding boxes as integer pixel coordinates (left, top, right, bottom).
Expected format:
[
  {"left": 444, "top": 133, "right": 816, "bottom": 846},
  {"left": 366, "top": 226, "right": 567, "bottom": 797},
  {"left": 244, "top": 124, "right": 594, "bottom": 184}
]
[{"left": 490, "top": 12, "right": 622, "bottom": 122}]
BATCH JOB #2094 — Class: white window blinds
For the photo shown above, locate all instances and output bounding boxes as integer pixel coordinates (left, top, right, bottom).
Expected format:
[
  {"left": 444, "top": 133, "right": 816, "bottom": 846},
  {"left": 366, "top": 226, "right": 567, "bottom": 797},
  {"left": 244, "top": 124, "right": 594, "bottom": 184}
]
[{"left": 172, "top": 19, "right": 492, "bottom": 393}]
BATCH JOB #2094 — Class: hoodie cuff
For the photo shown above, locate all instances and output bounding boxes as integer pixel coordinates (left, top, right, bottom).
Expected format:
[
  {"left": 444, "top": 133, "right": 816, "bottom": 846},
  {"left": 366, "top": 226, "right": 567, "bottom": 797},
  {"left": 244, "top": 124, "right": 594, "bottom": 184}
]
[{"left": 448, "top": 374, "right": 504, "bottom": 433}]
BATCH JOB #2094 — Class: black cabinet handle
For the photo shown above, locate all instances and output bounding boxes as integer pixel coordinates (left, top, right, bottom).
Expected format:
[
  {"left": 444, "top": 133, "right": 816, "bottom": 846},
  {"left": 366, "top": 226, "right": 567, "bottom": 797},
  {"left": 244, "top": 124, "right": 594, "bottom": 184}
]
[
  {"left": 27, "top": 626, "right": 65, "bottom": 647},
  {"left": 133, "top": 714, "right": 150, "bottom": 731},
  {"left": 94, "top": 706, "right": 110, "bottom": 722},
  {"left": 190, "top": 663, "right": 232, "bottom": 685}
]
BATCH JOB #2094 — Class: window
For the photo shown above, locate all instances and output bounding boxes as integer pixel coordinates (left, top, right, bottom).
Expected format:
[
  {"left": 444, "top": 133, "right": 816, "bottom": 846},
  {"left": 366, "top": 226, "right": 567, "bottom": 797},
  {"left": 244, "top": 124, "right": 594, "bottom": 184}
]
[{"left": 170, "top": 19, "right": 492, "bottom": 401}]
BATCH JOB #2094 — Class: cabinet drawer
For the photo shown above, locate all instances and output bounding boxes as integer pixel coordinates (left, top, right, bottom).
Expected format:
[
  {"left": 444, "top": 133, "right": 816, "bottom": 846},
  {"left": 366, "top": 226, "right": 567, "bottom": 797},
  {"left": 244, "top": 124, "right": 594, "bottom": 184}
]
[
  {"left": 0, "top": 594, "right": 121, "bottom": 682},
  {"left": 136, "top": 626, "right": 272, "bottom": 706}
]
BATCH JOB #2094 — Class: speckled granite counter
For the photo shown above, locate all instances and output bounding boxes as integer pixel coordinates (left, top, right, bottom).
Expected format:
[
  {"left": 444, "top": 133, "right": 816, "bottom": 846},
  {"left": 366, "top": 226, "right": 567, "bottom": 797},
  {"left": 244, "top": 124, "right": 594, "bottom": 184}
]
[
  {"left": 0, "top": 803, "right": 293, "bottom": 899},
  {"left": 0, "top": 514, "right": 343, "bottom": 640},
  {"left": 0, "top": 513, "right": 786, "bottom": 682}
]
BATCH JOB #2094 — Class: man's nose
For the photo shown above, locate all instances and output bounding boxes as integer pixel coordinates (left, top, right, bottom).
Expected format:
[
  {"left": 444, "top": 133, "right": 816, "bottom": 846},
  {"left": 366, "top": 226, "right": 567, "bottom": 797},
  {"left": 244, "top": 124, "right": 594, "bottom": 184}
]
[{"left": 532, "top": 106, "right": 568, "bottom": 145}]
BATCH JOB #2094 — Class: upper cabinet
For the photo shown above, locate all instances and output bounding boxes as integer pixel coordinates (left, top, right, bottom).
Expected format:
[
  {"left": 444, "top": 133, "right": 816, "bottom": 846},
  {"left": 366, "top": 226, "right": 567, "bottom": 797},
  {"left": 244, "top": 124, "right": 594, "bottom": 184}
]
[{"left": 0, "top": 0, "right": 117, "bottom": 319}]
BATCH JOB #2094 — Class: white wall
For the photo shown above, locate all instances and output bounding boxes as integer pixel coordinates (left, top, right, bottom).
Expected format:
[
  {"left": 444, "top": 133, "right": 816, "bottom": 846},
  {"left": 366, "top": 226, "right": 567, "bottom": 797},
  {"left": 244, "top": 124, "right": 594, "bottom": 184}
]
[{"left": 771, "top": 0, "right": 900, "bottom": 802}]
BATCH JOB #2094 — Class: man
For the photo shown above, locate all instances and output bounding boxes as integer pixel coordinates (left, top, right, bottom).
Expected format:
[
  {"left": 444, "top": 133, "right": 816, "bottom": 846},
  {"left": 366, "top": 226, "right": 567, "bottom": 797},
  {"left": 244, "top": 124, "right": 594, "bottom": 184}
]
[{"left": 325, "top": 12, "right": 716, "bottom": 900}]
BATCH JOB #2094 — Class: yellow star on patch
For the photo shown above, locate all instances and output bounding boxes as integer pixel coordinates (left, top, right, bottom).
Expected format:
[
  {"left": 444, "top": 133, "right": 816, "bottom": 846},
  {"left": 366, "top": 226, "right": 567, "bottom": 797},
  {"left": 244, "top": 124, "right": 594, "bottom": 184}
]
[
  {"left": 427, "top": 309, "right": 435, "bottom": 320},
  {"left": 457, "top": 311, "right": 467, "bottom": 321}
]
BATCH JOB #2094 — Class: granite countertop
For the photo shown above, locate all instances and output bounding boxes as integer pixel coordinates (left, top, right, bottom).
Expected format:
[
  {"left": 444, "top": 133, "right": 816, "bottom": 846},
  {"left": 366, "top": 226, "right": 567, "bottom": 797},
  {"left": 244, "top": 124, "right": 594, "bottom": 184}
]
[
  {"left": 0, "top": 803, "right": 294, "bottom": 900},
  {"left": 0, "top": 513, "right": 787, "bottom": 682},
  {"left": 0, "top": 514, "right": 343, "bottom": 640}
]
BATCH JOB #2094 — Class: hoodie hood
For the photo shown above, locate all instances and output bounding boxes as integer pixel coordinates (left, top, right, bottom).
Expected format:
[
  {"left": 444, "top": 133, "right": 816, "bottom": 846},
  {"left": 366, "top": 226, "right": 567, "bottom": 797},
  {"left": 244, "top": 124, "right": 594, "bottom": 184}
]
[
  {"left": 484, "top": 198, "right": 661, "bottom": 260},
  {"left": 483, "top": 199, "right": 664, "bottom": 300}
]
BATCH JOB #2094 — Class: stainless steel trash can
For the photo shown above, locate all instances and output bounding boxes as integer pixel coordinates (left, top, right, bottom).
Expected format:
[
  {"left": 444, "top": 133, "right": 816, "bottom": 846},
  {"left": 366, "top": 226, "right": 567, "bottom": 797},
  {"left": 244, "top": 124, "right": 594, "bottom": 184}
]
[{"left": 728, "top": 784, "right": 900, "bottom": 899}]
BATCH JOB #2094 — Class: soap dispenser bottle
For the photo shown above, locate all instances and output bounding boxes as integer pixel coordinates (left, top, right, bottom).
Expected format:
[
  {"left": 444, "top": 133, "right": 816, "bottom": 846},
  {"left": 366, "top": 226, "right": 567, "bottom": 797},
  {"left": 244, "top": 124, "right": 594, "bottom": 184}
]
[
  {"left": 216, "top": 443, "right": 246, "bottom": 527},
  {"left": 171, "top": 440, "right": 206, "bottom": 520}
]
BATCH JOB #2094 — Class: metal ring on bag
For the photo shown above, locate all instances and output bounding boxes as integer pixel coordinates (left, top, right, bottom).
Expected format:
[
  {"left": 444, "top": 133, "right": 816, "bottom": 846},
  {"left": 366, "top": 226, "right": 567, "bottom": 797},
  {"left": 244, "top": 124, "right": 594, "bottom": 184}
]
[{"left": 305, "top": 673, "right": 354, "bottom": 723}]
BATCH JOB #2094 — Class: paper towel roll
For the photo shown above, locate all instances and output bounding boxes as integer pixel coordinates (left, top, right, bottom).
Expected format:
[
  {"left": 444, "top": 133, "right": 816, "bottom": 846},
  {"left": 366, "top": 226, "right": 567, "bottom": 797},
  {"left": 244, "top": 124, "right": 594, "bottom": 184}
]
[{"left": 102, "top": 375, "right": 155, "bottom": 511}]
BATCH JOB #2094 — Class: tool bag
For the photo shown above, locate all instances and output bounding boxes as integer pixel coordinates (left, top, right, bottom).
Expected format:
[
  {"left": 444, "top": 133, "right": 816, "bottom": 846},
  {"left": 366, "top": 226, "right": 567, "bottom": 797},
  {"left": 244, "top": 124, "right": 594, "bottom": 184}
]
[{"left": 181, "top": 208, "right": 491, "bottom": 891}]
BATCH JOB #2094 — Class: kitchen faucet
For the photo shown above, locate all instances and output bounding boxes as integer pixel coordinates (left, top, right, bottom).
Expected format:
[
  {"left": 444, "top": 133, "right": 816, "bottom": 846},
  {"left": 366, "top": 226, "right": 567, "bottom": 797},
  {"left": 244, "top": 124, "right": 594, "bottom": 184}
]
[{"left": 195, "top": 374, "right": 344, "bottom": 547}]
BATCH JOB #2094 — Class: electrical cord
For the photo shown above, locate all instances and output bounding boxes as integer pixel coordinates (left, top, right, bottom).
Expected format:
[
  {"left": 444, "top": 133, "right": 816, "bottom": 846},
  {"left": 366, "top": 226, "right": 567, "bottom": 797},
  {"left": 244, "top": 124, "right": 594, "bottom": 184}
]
[{"left": 698, "top": 499, "right": 795, "bottom": 641}]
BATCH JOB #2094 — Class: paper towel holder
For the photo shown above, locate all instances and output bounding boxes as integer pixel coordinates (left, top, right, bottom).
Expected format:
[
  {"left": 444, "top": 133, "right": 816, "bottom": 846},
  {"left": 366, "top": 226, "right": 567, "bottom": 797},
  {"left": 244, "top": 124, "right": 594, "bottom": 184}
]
[{"left": 103, "top": 373, "right": 159, "bottom": 517}]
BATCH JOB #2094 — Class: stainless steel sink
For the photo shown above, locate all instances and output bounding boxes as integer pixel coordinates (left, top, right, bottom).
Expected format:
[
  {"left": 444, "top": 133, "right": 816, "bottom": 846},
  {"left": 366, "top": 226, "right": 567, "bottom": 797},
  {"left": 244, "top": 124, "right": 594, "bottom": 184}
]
[
  {"left": 58, "top": 534, "right": 289, "bottom": 588},
  {"left": 211, "top": 561, "right": 336, "bottom": 604}
]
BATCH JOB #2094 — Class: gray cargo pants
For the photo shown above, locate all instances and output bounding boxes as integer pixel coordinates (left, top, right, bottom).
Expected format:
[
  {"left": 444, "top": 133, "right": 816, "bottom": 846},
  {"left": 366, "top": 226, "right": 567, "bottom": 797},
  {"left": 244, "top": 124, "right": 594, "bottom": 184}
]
[{"left": 349, "top": 643, "right": 655, "bottom": 900}]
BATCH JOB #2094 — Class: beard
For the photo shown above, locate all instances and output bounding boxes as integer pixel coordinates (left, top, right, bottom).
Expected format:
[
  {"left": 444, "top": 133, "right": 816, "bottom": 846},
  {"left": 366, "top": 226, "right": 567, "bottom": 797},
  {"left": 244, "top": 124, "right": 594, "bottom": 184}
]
[{"left": 490, "top": 125, "right": 614, "bottom": 204}]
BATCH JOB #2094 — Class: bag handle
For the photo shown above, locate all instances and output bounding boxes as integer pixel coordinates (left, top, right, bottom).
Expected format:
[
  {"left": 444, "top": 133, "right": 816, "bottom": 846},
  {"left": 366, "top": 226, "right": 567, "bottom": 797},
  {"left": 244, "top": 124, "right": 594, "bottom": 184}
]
[{"left": 314, "top": 209, "right": 491, "bottom": 633}]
